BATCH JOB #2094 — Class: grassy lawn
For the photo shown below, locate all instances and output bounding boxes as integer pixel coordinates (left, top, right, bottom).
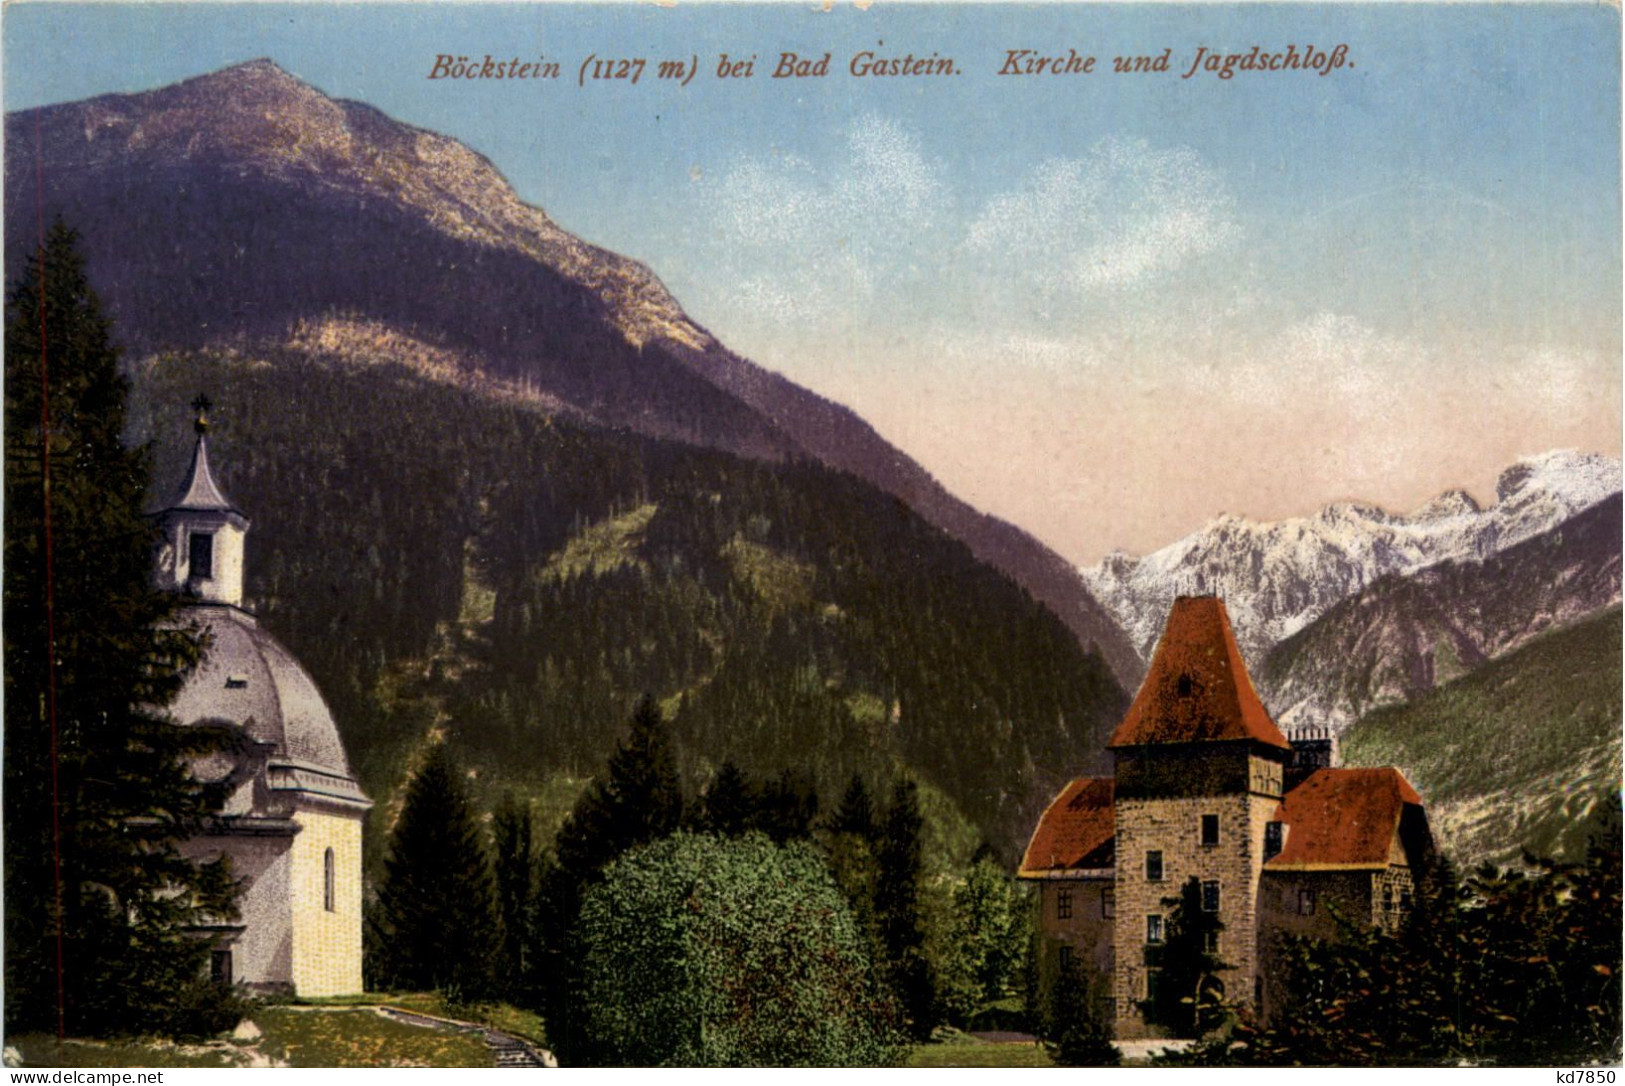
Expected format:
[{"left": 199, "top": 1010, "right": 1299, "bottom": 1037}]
[
  {"left": 8, "top": 1000, "right": 504, "bottom": 1068},
  {"left": 909, "top": 1039, "right": 1055, "bottom": 1068},
  {"left": 376, "top": 991, "right": 547, "bottom": 1046},
  {"left": 255, "top": 1007, "right": 491, "bottom": 1067},
  {"left": 8, "top": 1035, "right": 249, "bottom": 1068}
]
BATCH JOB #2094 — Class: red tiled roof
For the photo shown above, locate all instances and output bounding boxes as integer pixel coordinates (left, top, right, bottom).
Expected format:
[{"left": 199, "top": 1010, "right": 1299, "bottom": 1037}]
[
  {"left": 1267, "top": 767, "right": 1423, "bottom": 869},
  {"left": 1018, "top": 777, "right": 1115, "bottom": 877},
  {"left": 1108, "top": 596, "right": 1291, "bottom": 750}
]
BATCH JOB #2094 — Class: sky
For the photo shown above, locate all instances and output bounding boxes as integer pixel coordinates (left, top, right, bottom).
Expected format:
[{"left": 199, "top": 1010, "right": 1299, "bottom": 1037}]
[{"left": 4, "top": 1, "right": 1620, "bottom": 563}]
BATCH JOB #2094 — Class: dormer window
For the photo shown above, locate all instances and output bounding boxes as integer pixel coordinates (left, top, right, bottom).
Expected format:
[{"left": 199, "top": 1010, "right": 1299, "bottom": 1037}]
[
  {"left": 225, "top": 674, "right": 249, "bottom": 690},
  {"left": 1176, "top": 674, "right": 1195, "bottom": 698},
  {"left": 190, "top": 532, "right": 215, "bottom": 580}
]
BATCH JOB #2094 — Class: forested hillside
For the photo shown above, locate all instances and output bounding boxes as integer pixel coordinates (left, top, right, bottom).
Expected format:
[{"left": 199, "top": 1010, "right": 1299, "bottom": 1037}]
[
  {"left": 1341, "top": 607, "right": 1621, "bottom": 867},
  {"left": 129, "top": 349, "right": 1126, "bottom": 863}
]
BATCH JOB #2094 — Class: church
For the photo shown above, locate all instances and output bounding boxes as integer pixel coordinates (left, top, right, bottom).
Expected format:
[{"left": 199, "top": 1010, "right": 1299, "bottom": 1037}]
[
  {"left": 1019, "top": 595, "right": 1433, "bottom": 1039},
  {"left": 154, "top": 403, "right": 370, "bottom": 997}
]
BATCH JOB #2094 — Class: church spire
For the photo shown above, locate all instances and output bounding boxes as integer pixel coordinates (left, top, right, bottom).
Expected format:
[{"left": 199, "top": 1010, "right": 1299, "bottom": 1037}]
[{"left": 156, "top": 395, "right": 250, "bottom": 606}]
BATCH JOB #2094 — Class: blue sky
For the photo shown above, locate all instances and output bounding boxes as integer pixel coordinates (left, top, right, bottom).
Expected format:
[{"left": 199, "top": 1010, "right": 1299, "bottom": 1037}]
[{"left": 5, "top": 3, "right": 1620, "bottom": 560}]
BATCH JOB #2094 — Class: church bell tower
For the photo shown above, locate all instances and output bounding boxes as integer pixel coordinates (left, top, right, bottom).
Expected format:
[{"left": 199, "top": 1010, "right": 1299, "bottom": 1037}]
[{"left": 156, "top": 395, "right": 249, "bottom": 606}]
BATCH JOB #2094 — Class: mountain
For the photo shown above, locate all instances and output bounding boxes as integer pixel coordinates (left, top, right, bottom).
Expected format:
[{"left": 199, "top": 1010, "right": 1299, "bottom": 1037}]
[
  {"left": 120, "top": 348, "right": 1128, "bottom": 864},
  {"left": 4, "top": 59, "right": 1137, "bottom": 861},
  {"left": 1341, "top": 606, "right": 1622, "bottom": 868},
  {"left": 1259, "top": 495, "right": 1623, "bottom": 731},
  {"left": 2, "top": 57, "right": 1142, "bottom": 689},
  {"left": 1082, "top": 450, "right": 1622, "bottom": 665}
]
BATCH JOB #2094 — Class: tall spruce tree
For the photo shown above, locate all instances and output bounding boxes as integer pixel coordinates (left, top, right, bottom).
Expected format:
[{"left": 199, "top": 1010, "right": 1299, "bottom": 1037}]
[
  {"left": 553, "top": 694, "right": 684, "bottom": 882},
  {"left": 876, "top": 777, "right": 936, "bottom": 1039},
  {"left": 828, "top": 773, "right": 876, "bottom": 838},
  {"left": 373, "top": 741, "right": 500, "bottom": 998},
  {"left": 3, "top": 220, "right": 240, "bottom": 1038},
  {"left": 492, "top": 793, "right": 540, "bottom": 1003},
  {"left": 697, "top": 760, "right": 757, "bottom": 836},
  {"left": 544, "top": 694, "right": 685, "bottom": 1063}
]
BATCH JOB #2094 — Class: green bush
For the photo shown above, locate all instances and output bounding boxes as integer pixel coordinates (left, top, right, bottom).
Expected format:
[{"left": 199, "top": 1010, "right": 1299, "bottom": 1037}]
[{"left": 574, "top": 832, "right": 906, "bottom": 1066}]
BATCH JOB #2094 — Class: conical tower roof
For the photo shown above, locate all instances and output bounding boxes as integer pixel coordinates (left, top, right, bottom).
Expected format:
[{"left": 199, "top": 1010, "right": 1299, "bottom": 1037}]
[
  {"left": 166, "top": 432, "right": 241, "bottom": 514},
  {"left": 160, "top": 396, "right": 245, "bottom": 518},
  {"left": 1108, "top": 596, "right": 1290, "bottom": 750}
]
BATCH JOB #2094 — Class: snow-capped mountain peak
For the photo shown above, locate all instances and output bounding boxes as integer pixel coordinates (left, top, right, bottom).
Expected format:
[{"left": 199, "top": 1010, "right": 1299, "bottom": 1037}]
[{"left": 1080, "top": 450, "right": 1623, "bottom": 664}]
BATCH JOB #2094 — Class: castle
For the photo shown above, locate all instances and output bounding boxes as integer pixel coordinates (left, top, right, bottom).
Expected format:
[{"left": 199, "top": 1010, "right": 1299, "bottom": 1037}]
[
  {"left": 1019, "top": 595, "right": 1433, "bottom": 1039},
  {"left": 155, "top": 404, "right": 370, "bottom": 996}
]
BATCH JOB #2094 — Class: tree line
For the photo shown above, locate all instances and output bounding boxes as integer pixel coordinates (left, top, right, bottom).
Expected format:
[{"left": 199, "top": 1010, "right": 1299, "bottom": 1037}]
[{"left": 367, "top": 694, "right": 1039, "bottom": 1064}]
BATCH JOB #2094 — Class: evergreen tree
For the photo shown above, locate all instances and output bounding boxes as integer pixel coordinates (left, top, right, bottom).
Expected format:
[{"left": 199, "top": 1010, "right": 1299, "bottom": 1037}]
[
  {"left": 492, "top": 793, "right": 539, "bottom": 1002},
  {"left": 373, "top": 741, "right": 500, "bottom": 998},
  {"left": 1144, "top": 877, "right": 1231, "bottom": 1037},
  {"left": 1042, "top": 960, "right": 1122, "bottom": 1067},
  {"left": 544, "top": 694, "right": 686, "bottom": 1063},
  {"left": 697, "top": 760, "right": 757, "bottom": 836},
  {"left": 758, "top": 768, "right": 819, "bottom": 843},
  {"left": 828, "top": 772, "right": 876, "bottom": 838},
  {"left": 3, "top": 220, "right": 240, "bottom": 1038},
  {"left": 876, "top": 777, "right": 936, "bottom": 1039},
  {"left": 553, "top": 694, "right": 684, "bottom": 883}
]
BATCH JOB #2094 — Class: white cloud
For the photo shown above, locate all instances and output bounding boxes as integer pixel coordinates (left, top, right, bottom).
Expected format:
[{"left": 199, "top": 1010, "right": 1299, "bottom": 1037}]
[
  {"left": 692, "top": 115, "right": 946, "bottom": 329},
  {"left": 966, "top": 137, "right": 1239, "bottom": 295}
]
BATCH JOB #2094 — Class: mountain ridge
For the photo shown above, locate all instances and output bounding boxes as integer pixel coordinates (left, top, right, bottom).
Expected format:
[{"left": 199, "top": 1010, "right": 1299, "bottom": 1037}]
[
  {"left": 1083, "top": 449, "right": 1622, "bottom": 666},
  {"left": 5, "top": 57, "right": 1143, "bottom": 687}
]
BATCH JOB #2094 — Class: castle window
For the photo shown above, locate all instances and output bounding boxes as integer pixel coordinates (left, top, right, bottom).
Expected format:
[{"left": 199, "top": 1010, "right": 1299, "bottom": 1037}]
[
  {"left": 1146, "top": 915, "right": 1164, "bottom": 944},
  {"left": 1101, "top": 887, "right": 1115, "bottom": 919},
  {"left": 1202, "top": 880, "right": 1220, "bottom": 913},
  {"left": 189, "top": 532, "right": 214, "bottom": 579},
  {"left": 1298, "top": 888, "right": 1316, "bottom": 916},
  {"left": 1176, "top": 674, "right": 1195, "bottom": 698},
  {"left": 1264, "top": 822, "right": 1283, "bottom": 860},
  {"left": 1059, "top": 945, "right": 1075, "bottom": 975},
  {"left": 1204, "top": 929, "right": 1219, "bottom": 954},
  {"left": 324, "top": 847, "right": 336, "bottom": 912},
  {"left": 1145, "top": 850, "right": 1164, "bottom": 881},
  {"left": 1056, "top": 888, "right": 1073, "bottom": 920},
  {"left": 210, "top": 949, "right": 232, "bottom": 984},
  {"left": 1399, "top": 889, "right": 1412, "bottom": 913},
  {"left": 1201, "top": 814, "right": 1220, "bottom": 847}
]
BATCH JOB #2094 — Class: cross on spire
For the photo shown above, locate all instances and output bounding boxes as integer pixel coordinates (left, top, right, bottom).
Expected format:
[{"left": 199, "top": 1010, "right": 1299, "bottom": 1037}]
[{"left": 192, "top": 393, "right": 212, "bottom": 434}]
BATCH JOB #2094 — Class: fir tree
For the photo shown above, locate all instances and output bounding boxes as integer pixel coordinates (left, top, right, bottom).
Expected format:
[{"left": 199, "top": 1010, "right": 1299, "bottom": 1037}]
[
  {"left": 545, "top": 694, "right": 685, "bottom": 1063},
  {"left": 828, "top": 773, "right": 876, "bottom": 838},
  {"left": 553, "top": 694, "right": 684, "bottom": 882},
  {"left": 373, "top": 741, "right": 500, "bottom": 998},
  {"left": 759, "top": 768, "right": 819, "bottom": 843},
  {"left": 1043, "top": 960, "right": 1122, "bottom": 1067},
  {"left": 3, "top": 220, "right": 240, "bottom": 1038},
  {"left": 492, "top": 793, "right": 539, "bottom": 1002},
  {"left": 698, "top": 760, "right": 757, "bottom": 836},
  {"left": 876, "top": 777, "right": 936, "bottom": 1039}
]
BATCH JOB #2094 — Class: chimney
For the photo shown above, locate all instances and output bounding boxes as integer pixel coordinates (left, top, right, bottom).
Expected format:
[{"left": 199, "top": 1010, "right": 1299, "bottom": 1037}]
[{"left": 1285, "top": 724, "right": 1340, "bottom": 788}]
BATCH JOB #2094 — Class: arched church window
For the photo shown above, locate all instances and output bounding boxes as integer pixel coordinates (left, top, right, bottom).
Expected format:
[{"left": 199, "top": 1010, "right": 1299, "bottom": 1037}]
[{"left": 324, "top": 847, "right": 335, "bottom": 912}]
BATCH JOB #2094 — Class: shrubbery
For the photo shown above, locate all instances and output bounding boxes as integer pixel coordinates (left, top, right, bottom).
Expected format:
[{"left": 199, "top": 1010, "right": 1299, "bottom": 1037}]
[{"left": 573, "top": 832, "right": 906, "bottom": 1066}]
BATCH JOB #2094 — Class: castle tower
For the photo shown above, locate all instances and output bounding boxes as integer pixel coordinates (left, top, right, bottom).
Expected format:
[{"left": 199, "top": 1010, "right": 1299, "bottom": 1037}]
[
  {"left": 1106, "top": 596, "right": 1291, "bottom": 1038},
  {"left": 155, "top": 396, "right": 248, "bottom": 606},
  {"left": 157, "top": 398, "right": 371, "bottom": 997}
]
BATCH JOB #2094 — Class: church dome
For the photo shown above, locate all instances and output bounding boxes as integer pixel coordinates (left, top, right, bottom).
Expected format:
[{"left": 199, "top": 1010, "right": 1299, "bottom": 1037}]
[{"left": 168, "top": 603, "right": 356, "bottom": 780}]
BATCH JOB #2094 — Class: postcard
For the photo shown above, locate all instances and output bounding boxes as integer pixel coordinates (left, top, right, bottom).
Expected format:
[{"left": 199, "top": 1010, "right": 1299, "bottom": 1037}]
[{"left": 2, "top": 0, "right": 1619, "bottom": 1070}]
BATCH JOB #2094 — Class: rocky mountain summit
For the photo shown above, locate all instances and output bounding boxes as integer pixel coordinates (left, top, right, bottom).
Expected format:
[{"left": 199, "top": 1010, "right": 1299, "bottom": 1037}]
[
  {"left": 1083, "top": 449, "right": 1622, "bottom": 667},
  {"left": 6, "top": 58, "right": 1142, "bottom": 686}
]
